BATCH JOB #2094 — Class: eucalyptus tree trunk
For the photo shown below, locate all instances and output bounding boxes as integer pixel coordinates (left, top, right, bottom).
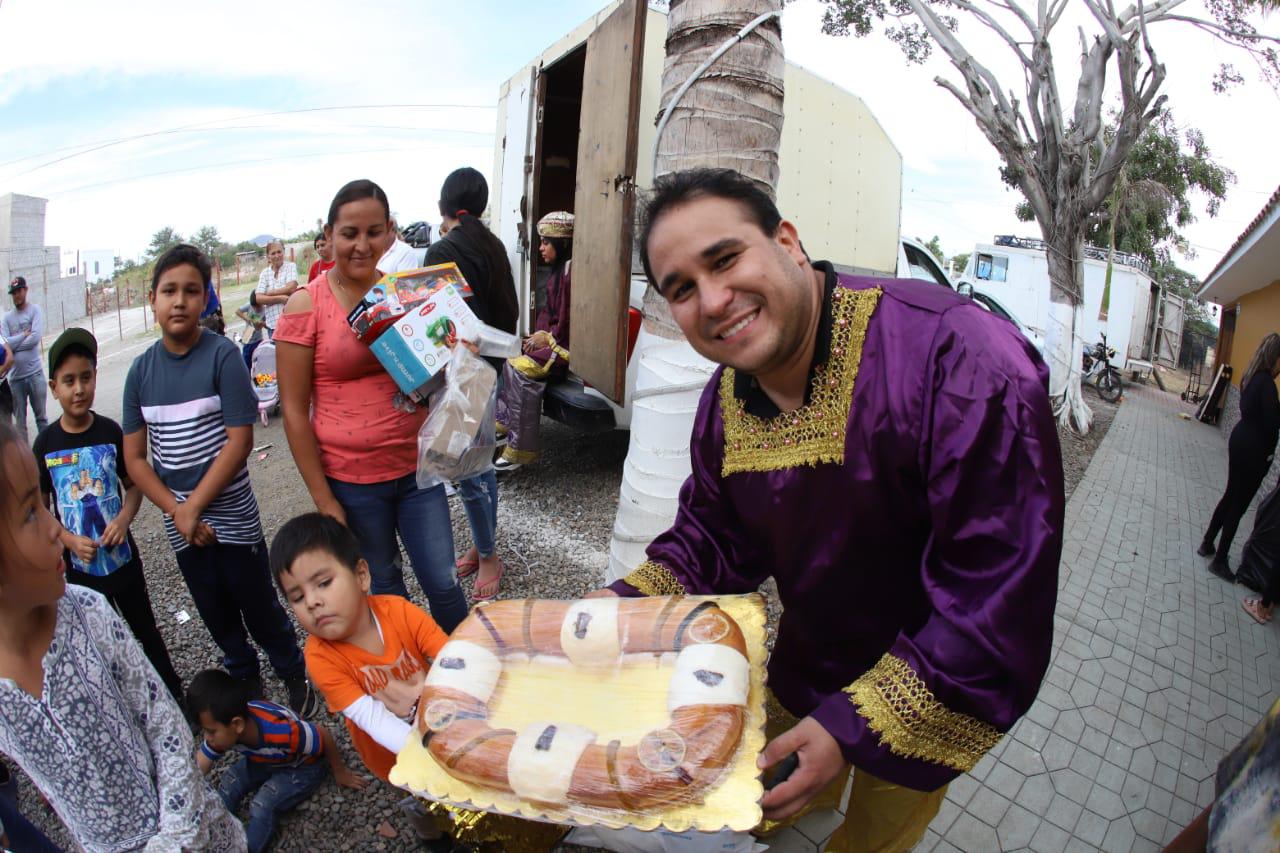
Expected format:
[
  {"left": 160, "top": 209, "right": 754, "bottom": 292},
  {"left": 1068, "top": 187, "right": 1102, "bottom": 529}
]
[{"left": 607, "top": 0, "right": 784, "bottom": 581}]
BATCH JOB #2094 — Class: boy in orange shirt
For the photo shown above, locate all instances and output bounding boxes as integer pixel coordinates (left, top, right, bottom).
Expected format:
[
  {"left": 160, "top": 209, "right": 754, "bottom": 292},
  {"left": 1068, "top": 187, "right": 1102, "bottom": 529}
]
[{"left": 269, "top": 512, "right": 447, "bottom": 783}]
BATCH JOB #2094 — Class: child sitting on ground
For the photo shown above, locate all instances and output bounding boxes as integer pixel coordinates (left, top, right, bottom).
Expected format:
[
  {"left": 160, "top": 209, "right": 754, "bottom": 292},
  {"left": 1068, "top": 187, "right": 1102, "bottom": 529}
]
[
  {"left": 186, "top": 668, "right": 365, "bottom": 853},
  {"left": 0, "top": 420, "right": 244, "bottom": 850},
  {"left": 33, "top": 327, "right": 183, "bottom": 701}
]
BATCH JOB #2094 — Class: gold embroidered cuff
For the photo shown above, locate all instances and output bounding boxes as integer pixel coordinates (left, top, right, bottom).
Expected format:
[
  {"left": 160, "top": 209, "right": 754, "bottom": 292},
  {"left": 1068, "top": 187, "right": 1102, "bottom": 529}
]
[
  {"left": 621, "top": 560, "right": 687, "bottom": 596},
  {"left": 845, "top": 653, "right": 1002, "bottom": 773}
]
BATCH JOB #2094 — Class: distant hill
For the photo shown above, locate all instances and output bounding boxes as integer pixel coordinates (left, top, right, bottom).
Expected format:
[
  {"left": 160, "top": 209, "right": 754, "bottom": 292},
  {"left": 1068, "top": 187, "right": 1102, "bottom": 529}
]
[{"left": 250, "top": 234, "right": 276, "bottom": 247}]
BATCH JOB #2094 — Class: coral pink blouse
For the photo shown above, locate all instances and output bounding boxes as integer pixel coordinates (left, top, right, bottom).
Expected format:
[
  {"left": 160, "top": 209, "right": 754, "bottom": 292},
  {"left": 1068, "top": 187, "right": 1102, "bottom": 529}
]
[{"left": 274, "top": 274, "right": 426, "bottom": 484}]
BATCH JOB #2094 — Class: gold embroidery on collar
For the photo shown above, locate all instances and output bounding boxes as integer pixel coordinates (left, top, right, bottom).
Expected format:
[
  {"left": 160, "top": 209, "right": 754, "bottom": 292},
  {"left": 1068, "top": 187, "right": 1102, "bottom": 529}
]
[
  {"left": 719, "top": 286, "right": 880, "bottom": 475},
  {"left": 845, "top": 653, "right": 1003, "bottom": 772},
  {"left": 621, "top": 560, "right": 687, "bottom": 596}
]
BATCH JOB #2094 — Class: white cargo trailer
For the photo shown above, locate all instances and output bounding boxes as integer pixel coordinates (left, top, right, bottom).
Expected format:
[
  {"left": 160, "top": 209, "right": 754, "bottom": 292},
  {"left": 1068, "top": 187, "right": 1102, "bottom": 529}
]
[
  {"left": 490, "top": 0, "right": 904, "bottom": 416},
  {"left": 957, "top": 236, "right": 1184, "bottom": 372}
]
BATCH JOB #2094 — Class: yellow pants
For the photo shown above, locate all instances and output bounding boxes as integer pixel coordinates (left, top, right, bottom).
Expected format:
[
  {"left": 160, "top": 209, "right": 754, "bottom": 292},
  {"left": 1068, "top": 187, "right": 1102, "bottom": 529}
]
[{"left": 758, "top": 693, "right": 947, "bottom": 853}]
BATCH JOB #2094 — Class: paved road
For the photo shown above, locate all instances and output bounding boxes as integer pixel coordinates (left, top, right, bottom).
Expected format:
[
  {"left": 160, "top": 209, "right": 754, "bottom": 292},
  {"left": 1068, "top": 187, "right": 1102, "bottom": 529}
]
[{"left": 8, "top": 282, "right": 257, "bottom": 429}]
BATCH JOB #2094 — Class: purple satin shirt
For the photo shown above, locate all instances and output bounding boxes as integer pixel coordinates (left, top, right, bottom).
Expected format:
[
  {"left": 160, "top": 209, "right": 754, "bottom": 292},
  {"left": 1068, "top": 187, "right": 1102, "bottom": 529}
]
[{"left": 613, "top": 273, "right": 1064, "bottom": 791}]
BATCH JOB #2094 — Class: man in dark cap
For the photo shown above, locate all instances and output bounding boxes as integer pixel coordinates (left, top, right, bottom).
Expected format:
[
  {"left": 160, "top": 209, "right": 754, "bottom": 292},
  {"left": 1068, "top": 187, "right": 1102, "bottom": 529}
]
[{"left": 2, "top": 276, "right": 47, "bottom": 442}]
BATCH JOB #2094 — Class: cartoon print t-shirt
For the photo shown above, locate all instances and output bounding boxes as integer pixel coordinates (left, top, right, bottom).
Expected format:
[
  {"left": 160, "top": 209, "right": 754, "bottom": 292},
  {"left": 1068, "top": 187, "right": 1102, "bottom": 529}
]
[{"left": 33, "top": 413, "right": 137, "bottom": 577}]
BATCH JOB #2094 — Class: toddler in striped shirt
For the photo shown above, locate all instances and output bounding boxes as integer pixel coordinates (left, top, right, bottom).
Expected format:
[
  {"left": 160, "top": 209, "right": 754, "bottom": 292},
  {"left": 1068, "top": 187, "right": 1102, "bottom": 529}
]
[{"left": 187, "top": 668, "right": 365, "bottom": 853}]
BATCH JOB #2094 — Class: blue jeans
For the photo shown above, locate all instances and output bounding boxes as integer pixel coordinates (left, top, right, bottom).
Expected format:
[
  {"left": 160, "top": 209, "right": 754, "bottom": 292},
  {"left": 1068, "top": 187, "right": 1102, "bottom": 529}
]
[
  {"left": 456, "top": 469, "right": 498, "bottom": 558},
  {"left": 218, "top": 758, "right": 327, "bottom": 853},
  {"left": 328, "top": 473, "right": 468, "bottom": 632},
  {"left": 8, "top": 370, "right": 47, "bottom": 444}
]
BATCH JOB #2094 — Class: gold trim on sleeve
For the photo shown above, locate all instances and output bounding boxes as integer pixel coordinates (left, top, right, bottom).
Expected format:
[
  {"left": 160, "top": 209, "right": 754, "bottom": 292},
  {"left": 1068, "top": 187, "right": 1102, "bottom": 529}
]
[
  {"left": 719, "top": 286, "right": 880, "bottom": 475},
  {"left": 845, "top": 653, "right": 1003, "bottom": 773},
  {"left": 621, "top": 560, "right": 687, "bottom": 596}
]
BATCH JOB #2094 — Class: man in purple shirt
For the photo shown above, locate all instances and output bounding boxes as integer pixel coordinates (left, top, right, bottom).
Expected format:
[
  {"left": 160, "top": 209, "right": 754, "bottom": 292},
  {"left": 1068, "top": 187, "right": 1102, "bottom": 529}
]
[{"left": 592, "top": 169, "right": 1064, "bottom": 849}]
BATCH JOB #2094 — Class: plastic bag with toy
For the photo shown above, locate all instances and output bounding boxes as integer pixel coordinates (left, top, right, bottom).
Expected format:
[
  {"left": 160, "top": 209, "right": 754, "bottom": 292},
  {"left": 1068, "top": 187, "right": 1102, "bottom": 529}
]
[{"left": 416, "top": 343, "right": 498, "bottom": 488}]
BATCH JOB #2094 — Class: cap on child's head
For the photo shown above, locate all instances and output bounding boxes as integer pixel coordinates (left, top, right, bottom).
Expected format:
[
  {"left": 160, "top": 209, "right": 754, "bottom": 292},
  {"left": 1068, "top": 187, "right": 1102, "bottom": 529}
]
[
  {"left": 269, "top": 512, "right": 363, "bottom": 587},
  {"left": 185, "top": 669, "right": 249, "bottom": 725},
  {"left": 48, "top": 327, "right": 98, "bottom": 378}
]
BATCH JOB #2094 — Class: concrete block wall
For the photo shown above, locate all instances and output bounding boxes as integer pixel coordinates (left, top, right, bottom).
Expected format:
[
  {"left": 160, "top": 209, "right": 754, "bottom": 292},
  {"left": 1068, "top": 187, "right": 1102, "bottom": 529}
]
[{"left": 0, "top": 193, "right": 48, "bottom": 249}]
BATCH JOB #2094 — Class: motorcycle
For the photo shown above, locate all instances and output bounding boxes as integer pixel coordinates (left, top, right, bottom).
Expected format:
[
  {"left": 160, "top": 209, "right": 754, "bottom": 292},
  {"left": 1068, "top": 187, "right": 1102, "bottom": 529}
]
[{"left": 1082, "top": 333, "right": 1123, "bottom": 403}]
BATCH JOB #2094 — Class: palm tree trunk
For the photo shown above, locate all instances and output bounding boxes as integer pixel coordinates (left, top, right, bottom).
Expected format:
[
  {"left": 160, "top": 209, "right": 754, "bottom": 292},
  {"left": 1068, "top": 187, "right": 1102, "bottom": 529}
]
[{"left": 607, "top": 0, "right": 784, "bottom": 580}]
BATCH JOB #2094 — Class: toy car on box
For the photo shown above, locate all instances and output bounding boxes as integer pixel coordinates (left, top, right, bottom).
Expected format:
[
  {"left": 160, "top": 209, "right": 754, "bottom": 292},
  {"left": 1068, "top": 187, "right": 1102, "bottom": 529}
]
[
  {"left": 345, "top": 263, "right": 473, "bottom": 344},
  {"left": 367, "top": 283, "right": 484, "bottom": 401}
]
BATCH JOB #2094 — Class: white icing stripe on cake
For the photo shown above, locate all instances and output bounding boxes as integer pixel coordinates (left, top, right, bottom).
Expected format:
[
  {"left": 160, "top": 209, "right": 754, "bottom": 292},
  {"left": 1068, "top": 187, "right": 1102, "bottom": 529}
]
[
  {"left": 423, "top": 640, "right": 502, "bottom": 704},
  {"left": 559, "top": 598, "right": 622, "bottom": 668},
  {"left": 667, "top": 644, "right": 749, "bottom": 712},
  {"left": 506, "top": 723, "right": 597, "bottom": 804}
]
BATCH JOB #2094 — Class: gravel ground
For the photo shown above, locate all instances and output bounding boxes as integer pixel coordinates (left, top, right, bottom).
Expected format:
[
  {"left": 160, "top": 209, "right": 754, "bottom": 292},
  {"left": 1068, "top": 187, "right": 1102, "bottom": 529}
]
[{"left": 14, "top": 386, "right": 1118, "bottom": 851}]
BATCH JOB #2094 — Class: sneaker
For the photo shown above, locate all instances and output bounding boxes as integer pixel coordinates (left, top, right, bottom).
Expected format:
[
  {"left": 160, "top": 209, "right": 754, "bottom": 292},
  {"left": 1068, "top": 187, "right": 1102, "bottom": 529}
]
[
  {"left": 1208, "top": 559, "right": 1236, "bottom": 583},
  {"left": 285, "top": 676, "right": 320, "bottom": 718},
  {"left": 239, "top": 673, "right": 266, "bottom": 701},
  {"left": 1196, "top": 540, "right": 1216, "bottom": 557},
  {"left": 398, "top": 796, "right": 445, "bottom": 841},
  {"left": 493, "top": 457, "right": 521, "bottom": 473}
]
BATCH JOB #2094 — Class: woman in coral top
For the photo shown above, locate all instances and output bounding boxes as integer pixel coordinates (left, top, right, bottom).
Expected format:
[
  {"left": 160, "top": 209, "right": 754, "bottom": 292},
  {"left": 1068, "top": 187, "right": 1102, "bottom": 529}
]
[{"left": 275, "top": 180, "right": 467, "bottom": 632}]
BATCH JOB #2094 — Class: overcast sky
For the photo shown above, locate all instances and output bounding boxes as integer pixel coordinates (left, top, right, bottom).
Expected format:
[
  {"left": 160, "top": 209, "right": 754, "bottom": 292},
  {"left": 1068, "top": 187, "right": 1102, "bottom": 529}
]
[{"left": 1, "top": 0, "right": 1276, "bottom": 279}]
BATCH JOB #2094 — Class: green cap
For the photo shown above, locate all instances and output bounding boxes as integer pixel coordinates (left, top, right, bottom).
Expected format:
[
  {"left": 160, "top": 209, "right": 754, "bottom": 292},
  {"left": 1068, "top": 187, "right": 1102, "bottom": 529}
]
[{"left": 48, "top": 327, "right": 98, "bottom": 377}]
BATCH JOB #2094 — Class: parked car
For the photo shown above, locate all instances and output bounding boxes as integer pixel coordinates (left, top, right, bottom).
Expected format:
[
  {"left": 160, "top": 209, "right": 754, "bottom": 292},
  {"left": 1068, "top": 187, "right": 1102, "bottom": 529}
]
[{"left": 963, "top": 285, "right": 1048, "bottom": 358}]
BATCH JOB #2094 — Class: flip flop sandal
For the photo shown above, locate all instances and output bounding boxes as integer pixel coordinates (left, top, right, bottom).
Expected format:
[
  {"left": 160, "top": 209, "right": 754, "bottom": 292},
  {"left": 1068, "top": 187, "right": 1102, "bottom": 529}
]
[
  {"left": 1242, "top": 597, "right": 1273, "bottom": 625},
  {"left": 472, "top": 561, "right": 505, "bottom": 603},
  {"left": 456, "top": 558, "right": 480, "bottom": 579}
]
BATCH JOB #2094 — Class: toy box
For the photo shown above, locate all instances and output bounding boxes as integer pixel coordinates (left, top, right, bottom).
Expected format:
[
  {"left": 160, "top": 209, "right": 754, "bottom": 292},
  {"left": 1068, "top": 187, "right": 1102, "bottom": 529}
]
[
  {"left": 346, "top": 263, "right": 473, "bottom": 344},
  {"left": 368, "top": 283, "right": 485, "bottom": 400}
]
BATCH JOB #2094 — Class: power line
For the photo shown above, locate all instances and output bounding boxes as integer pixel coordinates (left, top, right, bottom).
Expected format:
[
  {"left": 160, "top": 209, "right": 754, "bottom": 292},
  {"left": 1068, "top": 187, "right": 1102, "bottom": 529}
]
[
  {"left": 2, "top": 103, "right": 496, "bottom": 176},
  {"left": 48, "top": 141, "right": 490, "bottom": 196}
]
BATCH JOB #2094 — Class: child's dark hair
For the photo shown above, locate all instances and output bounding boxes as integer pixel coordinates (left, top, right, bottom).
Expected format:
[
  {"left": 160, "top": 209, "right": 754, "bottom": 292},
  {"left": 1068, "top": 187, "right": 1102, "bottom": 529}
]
[
  {"left": 0, "top": 420, "right": 22, "bottom": 519},
  {"left": 269, "top": 512, "right": 363, "bottom": 587},
  {"left": 151, "top": 243, "right": 213, "bottom": 293},
  {"left": 326, "top": 179, "right": 391, "bottom": 228},
  {"left": 51, "top": 343, "right": 96, "bottom": 377},
  {"left": 185, "top": 669, "right": 249, "bottom": 725}
]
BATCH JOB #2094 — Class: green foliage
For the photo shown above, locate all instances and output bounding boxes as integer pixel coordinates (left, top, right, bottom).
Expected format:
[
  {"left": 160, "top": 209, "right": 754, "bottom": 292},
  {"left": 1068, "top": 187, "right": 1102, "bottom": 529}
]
[
  {"left": 820, "top": 0, "right": 956, "bottom": 63},
  {"left": 951, "top": 252, "right": 971, "bottom": 274},
  {"left": 191, "top": 225, "right": 222, "bottom": 258},
  {"left": 147, "top": 227, "right": 183, "bottom": 259},
  {"left": 1087, "top": 111, "right": 1234, "bottom": 264},
  {"left": 916, "top": 235, "right": 945, "bottom": 264}
]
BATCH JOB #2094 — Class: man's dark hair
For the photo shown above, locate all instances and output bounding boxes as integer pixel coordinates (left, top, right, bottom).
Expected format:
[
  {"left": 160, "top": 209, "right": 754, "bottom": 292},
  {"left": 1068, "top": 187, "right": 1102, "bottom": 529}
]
[
  {"left": 270, "top": 512, "right": 363, "bottom": 587},
  {"left": 326, "top": 179, "right": 390, "bottom": 228},
  {"left": 637, "top": 168, "right": 784, "bottom": 286},
  {"left": 51, "top": 343, "right": 96, "bottom": 377},
  {"left": 151, "top": 244, "right": 212, "bottom": 293},
  {"left": 185, "top": 669, "right": 249, "bottom": 725}
]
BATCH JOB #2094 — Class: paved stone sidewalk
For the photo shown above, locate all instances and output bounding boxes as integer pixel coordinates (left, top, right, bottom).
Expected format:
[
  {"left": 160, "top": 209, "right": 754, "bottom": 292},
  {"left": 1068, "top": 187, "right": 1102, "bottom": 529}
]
[
  {"left": 767, "top": 384, "right": 1280, "bottom": 852},
  {"left": 916, "top": 383, "right": 1280, "bottom": 852}
]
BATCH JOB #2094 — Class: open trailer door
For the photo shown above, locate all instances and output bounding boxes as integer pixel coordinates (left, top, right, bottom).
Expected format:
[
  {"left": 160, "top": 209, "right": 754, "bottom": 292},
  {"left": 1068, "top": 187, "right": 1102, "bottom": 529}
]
[{"left": 568, "top": 0, "right": 646, "bottom": 402}]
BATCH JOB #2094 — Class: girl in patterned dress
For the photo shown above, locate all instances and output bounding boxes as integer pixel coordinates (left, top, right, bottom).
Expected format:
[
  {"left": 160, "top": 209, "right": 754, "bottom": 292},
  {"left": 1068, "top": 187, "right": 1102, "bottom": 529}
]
[{"left": 0, "top": 420, "right": 245, "bottom": 852}]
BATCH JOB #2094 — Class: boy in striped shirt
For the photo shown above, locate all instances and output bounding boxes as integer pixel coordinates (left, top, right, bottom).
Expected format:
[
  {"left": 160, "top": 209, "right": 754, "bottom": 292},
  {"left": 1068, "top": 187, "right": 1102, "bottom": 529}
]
[
  {"left": 187, "top": 669, "right": 364, "bottom": 852},
  {"left": 123, "top": 244, "right": 316, "bottom": 716}
]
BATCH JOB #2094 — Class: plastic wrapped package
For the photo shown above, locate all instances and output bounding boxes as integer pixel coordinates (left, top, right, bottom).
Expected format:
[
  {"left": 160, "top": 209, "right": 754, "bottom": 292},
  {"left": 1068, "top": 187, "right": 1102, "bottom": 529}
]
[
  {"left": 389, "top": 595, "right": 767, "bottom": 835},
  {"left": 416, "top": 345, "right": 497, "bottom": 488}
]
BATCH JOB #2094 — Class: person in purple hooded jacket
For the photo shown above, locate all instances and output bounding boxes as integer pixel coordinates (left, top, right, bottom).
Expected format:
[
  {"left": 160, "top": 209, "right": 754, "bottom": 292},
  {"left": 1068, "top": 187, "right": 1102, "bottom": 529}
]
[{"left": 590, "top": 169, "right": 1064, "bottom": 851}]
